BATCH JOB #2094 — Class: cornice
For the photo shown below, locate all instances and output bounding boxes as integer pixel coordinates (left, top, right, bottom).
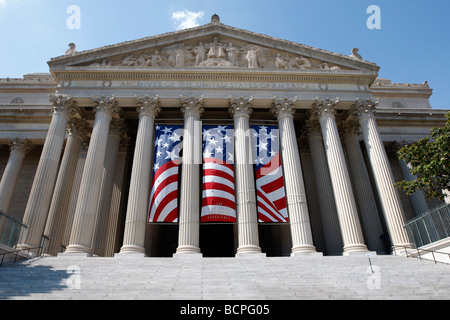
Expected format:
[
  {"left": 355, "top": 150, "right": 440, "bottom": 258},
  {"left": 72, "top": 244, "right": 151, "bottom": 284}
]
[{"left": 51, "top": 68, "right": 378, "bottom": 85}]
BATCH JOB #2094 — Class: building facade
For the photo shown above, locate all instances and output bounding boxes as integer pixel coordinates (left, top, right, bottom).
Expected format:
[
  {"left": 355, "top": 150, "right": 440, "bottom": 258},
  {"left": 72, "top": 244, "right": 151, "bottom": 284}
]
[{"left": 0, "top": 15, "right": 447, "bottom": 258}]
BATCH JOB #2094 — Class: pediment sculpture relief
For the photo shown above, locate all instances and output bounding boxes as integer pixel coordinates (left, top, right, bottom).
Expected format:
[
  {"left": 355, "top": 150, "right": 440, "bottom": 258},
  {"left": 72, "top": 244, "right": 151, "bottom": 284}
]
[{"left": 88, "top": 37, "right": 344, "bottom": 71}]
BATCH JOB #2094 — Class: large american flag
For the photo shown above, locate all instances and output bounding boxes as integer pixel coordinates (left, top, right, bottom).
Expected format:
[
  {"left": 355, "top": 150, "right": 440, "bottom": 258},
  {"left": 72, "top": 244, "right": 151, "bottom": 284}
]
[
  {"left": 201, "top": 125, "right": 236, "bottom": 222},
  {"left": 252, "top": 125, "right": 289, "bottom": 223},
  {"left": 148, "top": 125, "right": 182, "bottom": 223}
]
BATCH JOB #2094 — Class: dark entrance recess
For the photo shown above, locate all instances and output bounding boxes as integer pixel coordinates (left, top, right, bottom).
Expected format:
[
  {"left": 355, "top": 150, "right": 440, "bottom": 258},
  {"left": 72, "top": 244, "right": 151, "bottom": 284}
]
[
  {"left": 145, "top": 224, "right": 179, "bottom": 257},
  {"left": 259, "top": 223, "right": 292, "bottom": 257},
  {"left": 200, "top": 223, "right": 236, "bottom": 257}
]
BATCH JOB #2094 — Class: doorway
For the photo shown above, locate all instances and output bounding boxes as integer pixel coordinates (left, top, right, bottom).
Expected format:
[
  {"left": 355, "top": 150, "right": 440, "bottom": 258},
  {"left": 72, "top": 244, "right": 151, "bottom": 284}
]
[{"left": 200, "top": 223, "right": 236, "bottom": 257}]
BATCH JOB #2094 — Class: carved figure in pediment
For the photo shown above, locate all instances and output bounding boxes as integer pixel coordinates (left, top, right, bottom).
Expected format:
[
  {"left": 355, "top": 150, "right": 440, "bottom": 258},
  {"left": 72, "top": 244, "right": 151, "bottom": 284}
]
[
  {"left": 175, "top": 49, "right": 186, "bottom": 67},
  {"left": 194, "top": 42, "right": 206, "bottom": 66},
  {"left": 275, "top": 53, "right": 289, "bottom": 69},
  {"left": 90, "top": 59, "right": 112, "bottom": 67},
  {"left": 318, "top": 62, "right": 341, "bottom": 71},
  {"left": 207, "top": 37, "right": 226, "bottom": 59},
  {"left": 227, "top": 43, "right": 239, "bottom": 66},
  {"left": 294, "top": 57, "right": 311, "bottom": 69},
  {"left": 122, "top": 55, "right": 138, "bottom": 66},
  {"left": 246, "top": 47, "right": 259, "bottom": 69},
  {"left": 146, "top": 51, "right": 162, "bottom": 67}
]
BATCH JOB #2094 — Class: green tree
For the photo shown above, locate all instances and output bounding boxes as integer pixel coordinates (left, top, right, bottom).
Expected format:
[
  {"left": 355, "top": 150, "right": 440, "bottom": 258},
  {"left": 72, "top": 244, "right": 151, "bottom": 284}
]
[{"left": 396, "top": 112, "right": 450, "bottom": 201}]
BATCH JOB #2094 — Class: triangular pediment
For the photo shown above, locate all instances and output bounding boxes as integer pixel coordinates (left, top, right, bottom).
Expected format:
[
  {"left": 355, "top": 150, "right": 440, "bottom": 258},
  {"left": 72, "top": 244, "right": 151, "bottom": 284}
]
[{"left": 48, "top": 16, "right": 379, "bottom": 74}]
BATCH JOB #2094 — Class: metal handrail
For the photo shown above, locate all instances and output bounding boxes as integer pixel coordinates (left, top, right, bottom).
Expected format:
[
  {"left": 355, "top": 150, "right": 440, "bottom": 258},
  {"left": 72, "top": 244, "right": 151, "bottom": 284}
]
[
  {"left": 0, "top": 246, "right": 42, "bottom": 267},
  {"left": 392, "top": 245, "right": 450, "bottom": 265}
]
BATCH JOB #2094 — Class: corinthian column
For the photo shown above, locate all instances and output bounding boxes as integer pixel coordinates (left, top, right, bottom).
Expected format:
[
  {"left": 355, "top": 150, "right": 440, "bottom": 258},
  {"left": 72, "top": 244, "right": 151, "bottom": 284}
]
[
  {"left": 305, "top": 120, "right": 343, "bottom": 255},
  {"left": 43, "top": 118, "right": 89, "bottom": 256},
  {"left": 271, "top": 97, "right": 317, "bottom": 255},
  {"left": 312, "top": 97, "right": 368, "bottom": 254},
  {"left": 93, "top": 119, "right": 127, "bottom": 256},
  {"left": 0, "top": 138, "right": 33, "bottom": 213},
  {"left": 341, "top": 122, "right": 385, "bottom": 253},
  {"left": 119, "top": 96, "right": 160, "bottom": 256},
  {"left": 65, "top": 96, "right": 120, "bottom": 256},
  {"left": 351, "top": 99, "right": 413, "bottom": 251},
  {"left": 18, "top": 95, "right": 81, "bottom": 250},
  {"left": 229, "top": 96, "right": 262, "bottom": 255},
  {"left": 176, "top": 96, "right": 204, "bottom": 255}
]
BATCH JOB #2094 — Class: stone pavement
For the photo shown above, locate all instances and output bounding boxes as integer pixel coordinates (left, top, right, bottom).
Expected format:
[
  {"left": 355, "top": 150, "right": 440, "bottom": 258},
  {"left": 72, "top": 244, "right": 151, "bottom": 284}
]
[{"left": 0, "top": 254, "right": 449, "bottom": 300}]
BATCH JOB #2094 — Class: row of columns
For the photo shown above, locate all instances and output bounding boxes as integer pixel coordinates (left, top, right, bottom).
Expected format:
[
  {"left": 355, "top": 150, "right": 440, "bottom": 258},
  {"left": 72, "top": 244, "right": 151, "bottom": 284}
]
[{"left": 5, "top": 94, "right": 415, "bottom": 257}]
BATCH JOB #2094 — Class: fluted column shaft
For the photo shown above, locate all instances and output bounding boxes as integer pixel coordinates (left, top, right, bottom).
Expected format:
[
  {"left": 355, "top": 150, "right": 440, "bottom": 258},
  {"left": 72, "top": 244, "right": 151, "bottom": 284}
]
[
  {"left": 43, "top": 119, "right": 89, "bottom": 256},
  {"left": 342, "top": 122, "right": 385, "bottom": 253},
  {"left": 229, "top": 97, "right": 261, "bottom": 255},
  {"left": 176, "top": 96, "right": 204, "bottom": 255},
  {"left": 119, "top": 96, "right": 160, "bottom": 255},
  {"left": 352, "top": 99, "right": 413, "bottom": 250},
  {"left": 0, "top": 139, "right": 33, "bottom": 213},
  {"left": 18, "top": 96, "right": 80, "bottom": 250},
  {"left": 313, "top": 98, "right": 368, "bottom": 254},
  {"left": 66, "top": 96, "right": 120, "bottom": 255},
  {"left": 306, "top": 121, "right": 343, "bottom": 255},
  {"left": 271, "top": 98, "right": 316, "bottom": 254},
  {"left": 93, "top": 119, "right": 126, "bottom": 256}
]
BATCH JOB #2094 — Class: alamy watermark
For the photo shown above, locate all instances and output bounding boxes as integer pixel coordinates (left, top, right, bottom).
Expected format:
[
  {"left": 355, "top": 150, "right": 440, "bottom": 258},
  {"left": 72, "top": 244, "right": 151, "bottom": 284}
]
[
  {"left": 367, "top": 5, "right": 381, "bottom": 30},
  {"left": 66, "top": 5, "right": 81, "bottom": 30},
  {"left": 66, "top": 265, "right": 81, "bottom": 289}
]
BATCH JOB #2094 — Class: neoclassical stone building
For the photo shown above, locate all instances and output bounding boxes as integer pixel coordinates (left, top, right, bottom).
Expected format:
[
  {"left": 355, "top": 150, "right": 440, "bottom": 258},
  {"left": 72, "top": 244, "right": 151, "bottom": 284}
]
[{"left": 0, "top": 15, "right": 447, "bottom": 258}]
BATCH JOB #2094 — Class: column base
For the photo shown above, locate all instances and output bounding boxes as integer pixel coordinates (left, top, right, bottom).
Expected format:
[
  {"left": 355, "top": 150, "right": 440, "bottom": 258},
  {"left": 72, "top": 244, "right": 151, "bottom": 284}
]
[
  {"left": 236, "top": 245, "right": 262, "bottom": 255},
  {"left": 118, "top": 245, "right": 146, "bottom": 255},
  {"left": 175, "top": 245, "right": 201, "bottom": 255},
  {"left": 291, "top": 244, "right": 318, "bottom": 255},
  {"left": 342, "top": 243, "right": 369, "bottom": 255},
  {"left": 63, "top": 244, "right": 93, "bottom": 256}
]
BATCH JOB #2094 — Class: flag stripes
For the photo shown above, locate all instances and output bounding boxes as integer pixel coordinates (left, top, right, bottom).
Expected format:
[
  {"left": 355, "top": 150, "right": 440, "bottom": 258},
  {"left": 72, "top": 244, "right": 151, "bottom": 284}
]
[
  {"left": 252, "top": 125, "right": 289, "bottom": 223},
  {"left": 148, "top": 125, "right": 182, "bottom": 223},
  {"left": 201, "top": 125, "right": 236, "bottom": 222}
]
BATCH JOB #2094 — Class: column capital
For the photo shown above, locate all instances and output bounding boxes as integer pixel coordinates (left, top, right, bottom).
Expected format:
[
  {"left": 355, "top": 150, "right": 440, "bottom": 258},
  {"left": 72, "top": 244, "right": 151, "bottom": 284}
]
[
  {"left": 305, "top": 120, "right": 322, "bottom": 137},
  {"left": 68, "top": 118, "right": 90, "bottom": 141},
  {"left": 92, "top": 95, "right": 121, "bottom": 119},
  {"left": 340, "top": 121, "right": 361, "bottom": 139},
  {"left": 49, "top": 94, "right": 84, "bottom": 120},
  {"left": 109, "top": 118, "right": 128, "bottom": 138},
  {"left": 312, "top": 97, "right": 340, "bottom": 119},
  {"left": 8, "top": 138, "right": 34, "bottom": 155},
  {"left": 350, "top": 98, "right": 379, "bottom": 120},
  {"left": 136, "top": 95, "right": 161, "bottom": 119},
  {"left": 180, "top": 95, "right": 204, "bottom": 119},
  {"left": 229, "top": 96, "right": 253, "bottom": 119},
  {"left": 271, "top": 96, "right": 297, "bottom": 120}
]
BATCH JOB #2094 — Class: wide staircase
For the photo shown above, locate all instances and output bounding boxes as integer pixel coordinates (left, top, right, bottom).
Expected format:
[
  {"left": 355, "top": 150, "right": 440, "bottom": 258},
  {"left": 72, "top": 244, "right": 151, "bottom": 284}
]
[{"left": 0, "top": 254, "right": 449, "bottom": 300}]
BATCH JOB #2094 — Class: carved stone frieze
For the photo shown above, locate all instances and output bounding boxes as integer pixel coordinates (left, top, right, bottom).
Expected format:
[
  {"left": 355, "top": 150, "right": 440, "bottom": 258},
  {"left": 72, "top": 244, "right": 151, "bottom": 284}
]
[{"left": 86, "top": 36, "right": 347, "bottom": 72}]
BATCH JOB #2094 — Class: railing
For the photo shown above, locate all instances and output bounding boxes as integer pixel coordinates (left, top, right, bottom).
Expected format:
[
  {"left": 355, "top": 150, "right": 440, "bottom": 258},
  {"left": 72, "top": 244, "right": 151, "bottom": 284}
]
[
  {"left": 0, "top": 246, "right": 42, "bottom": 267},
  {"left": 0, "top": 212, "right": 28, "bottom": 248},
  {"left": 404, "top": 203, "right": 450, "bottom": 247},
  {"left": 393, "top": 245, "right": 450, "bottom": 265}
]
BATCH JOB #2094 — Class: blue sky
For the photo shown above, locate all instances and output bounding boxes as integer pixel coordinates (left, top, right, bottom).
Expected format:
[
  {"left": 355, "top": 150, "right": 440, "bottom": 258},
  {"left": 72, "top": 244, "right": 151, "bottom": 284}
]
[{"left": 0, "top": 0, "right": 449, "bottom": 109}]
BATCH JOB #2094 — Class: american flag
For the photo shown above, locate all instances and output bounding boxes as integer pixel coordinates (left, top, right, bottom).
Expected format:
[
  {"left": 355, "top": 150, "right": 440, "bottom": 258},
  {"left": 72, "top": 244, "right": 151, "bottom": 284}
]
[
  {"left": 201, "top": 125, "right": 236, "bottom": 222},
  {"left": 148, "top": 125, "right": 182, "bottom": 223},
  {"left": 252, "top": 125, "right": 289, "bottom": 223}
]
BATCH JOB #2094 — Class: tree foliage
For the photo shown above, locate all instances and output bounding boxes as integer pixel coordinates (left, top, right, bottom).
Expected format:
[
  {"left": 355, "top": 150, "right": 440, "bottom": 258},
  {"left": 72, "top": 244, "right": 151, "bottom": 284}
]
[{"left": 396, "top": 112, "right": 450, "bottom": 201}]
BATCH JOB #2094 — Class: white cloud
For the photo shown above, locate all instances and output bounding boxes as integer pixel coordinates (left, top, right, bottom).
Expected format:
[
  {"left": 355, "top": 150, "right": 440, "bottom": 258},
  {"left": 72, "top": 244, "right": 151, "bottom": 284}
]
[
  {"left": 171, "top": 10, "right": 204, "bottom": 30},
  {"left": 0, "top": 0, "right": 7, "bottom": 8}
]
